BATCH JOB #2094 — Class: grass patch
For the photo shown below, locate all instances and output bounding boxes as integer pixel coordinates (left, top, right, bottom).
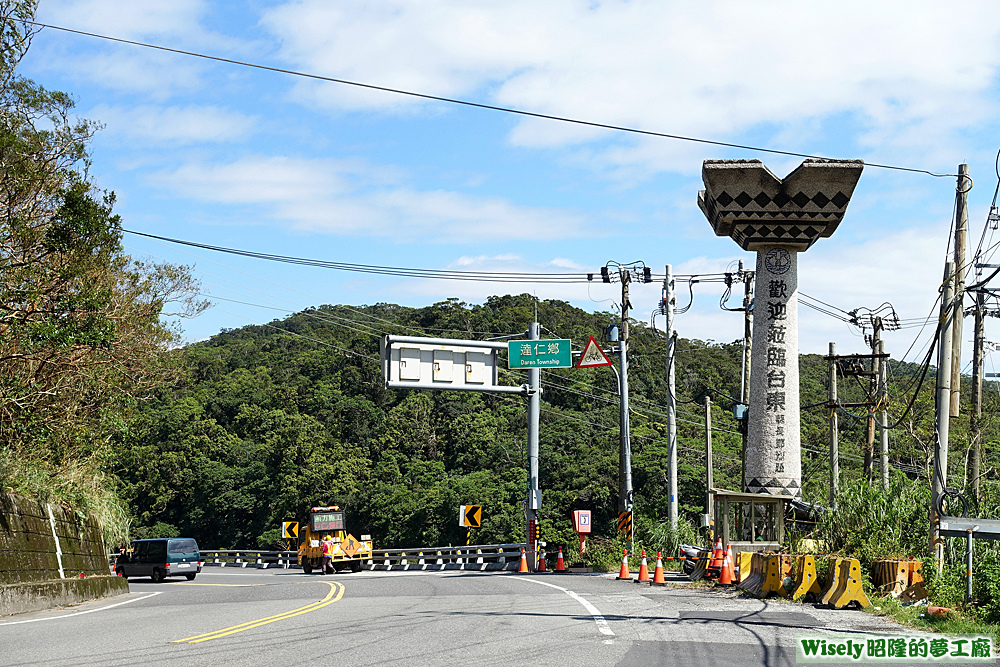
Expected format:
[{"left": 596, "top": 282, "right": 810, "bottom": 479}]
[{"left": 868, "top": 595, "right": 1000, "bottom": 643}]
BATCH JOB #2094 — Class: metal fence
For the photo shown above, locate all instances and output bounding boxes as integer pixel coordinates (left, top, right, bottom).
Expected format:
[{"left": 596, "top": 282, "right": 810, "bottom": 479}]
[{"left": 143, "top": 543, "right": 531, "bottom": 571}]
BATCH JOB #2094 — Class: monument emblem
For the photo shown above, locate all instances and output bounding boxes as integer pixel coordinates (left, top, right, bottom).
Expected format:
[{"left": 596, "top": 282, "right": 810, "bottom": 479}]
[
  {"left": 764, "top": 248, "right": 791, "bottom": 275},
  {"left": 698, "top": 159, "right": 864, "bottom": 497}
]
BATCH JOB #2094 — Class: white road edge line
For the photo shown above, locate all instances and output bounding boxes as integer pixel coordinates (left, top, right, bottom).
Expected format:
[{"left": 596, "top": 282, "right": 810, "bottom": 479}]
[
  {"left": 515, "top": 577, "right": 615, "bottom": 637},
  {"left": 0, "top": 592, "right": 163, "bottom": 626}
]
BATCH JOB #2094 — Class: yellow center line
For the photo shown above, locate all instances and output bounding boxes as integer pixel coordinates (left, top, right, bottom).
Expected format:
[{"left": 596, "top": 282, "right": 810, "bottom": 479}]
[{"left": 172, "top": 581, "right": 344, "bottom": 644}]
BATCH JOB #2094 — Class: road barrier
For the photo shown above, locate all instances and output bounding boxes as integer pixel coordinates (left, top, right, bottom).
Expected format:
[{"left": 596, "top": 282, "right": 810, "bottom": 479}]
[
  {"left": 734, "top": 551, "right": 753, "bottom": 584},
  {"left": 729, "top": 551, "right": 871, "bottom": 609},
  {"left": 827, "top": 558, "right": 871, "bottom": 609},
  {"left": 789, "top": 554, "right": 822, "bottom": 600},
  {"left": 873, "top": 558, "right": 923, "bottom": 598},
  {"left": 688, "top": 548, "right": 712, "bottom": 581},
  {"left": 819, "top": 556, "right": 844, "bottom": 605},
  {"left": 735, "top": 552, "right": 765, "bottom": 594},
  {"left": 757, "top": 554, "right": 791, "bottom": 598}
]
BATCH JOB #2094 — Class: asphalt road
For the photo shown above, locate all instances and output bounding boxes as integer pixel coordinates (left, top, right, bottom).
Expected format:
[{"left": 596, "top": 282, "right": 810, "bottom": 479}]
[{"left": 0, "top": 568, "right": 989, "bottom": 666}]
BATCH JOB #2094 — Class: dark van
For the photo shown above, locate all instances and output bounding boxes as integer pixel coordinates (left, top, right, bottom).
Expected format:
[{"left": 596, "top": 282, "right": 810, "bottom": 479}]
[{"left": 115, "top": 538, "right": 202, "bottom": 582}]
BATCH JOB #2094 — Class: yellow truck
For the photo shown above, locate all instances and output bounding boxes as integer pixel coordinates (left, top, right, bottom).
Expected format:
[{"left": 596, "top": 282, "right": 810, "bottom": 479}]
[{"left": 297, "top": 506, "right": 373, "bottom": 574}]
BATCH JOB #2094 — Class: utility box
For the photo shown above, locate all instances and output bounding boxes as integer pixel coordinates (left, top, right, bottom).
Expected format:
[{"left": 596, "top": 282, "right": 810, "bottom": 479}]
[
  {"left": 571, "top": 510, "right": 592, "bottom": 534},
  {"left": 572, "top": 510, "right": 592, "bottom": 555}
]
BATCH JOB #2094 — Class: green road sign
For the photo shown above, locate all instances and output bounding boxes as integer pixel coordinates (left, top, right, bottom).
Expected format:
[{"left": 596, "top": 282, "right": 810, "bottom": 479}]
[{"left": 508, "top": 339, "right": 572, "bottom": 369}]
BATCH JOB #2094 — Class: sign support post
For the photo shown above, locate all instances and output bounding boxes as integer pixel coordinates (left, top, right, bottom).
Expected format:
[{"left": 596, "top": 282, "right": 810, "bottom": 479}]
[{"left": 526, "top": 322, "right": 541, "bottom": 571}]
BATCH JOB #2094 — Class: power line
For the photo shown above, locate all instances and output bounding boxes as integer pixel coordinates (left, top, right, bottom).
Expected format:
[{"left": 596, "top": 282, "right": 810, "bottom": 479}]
[
  {"left": 124, "top": 228, "right": 595, "bottom": 283},
  {"left": 23, "top": 19, "right": 958, "bottom": 179}
]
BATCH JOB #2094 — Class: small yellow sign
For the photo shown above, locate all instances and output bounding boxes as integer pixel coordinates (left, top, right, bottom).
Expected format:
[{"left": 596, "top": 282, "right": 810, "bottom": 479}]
[
  {"left": 282, "top": 521, "right": 299, "bottom": 539},
  {"left": 461, "top": 505, "right": 482, "bottom": 528},
  {"left": 339, "top": 534, "right": 360, "bottom": 558}
]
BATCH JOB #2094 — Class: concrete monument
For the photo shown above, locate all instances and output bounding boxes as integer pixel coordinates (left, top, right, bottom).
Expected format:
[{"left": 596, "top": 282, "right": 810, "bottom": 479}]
[{"left": 698, "top": 159, "right": 864, "bottom": 497}]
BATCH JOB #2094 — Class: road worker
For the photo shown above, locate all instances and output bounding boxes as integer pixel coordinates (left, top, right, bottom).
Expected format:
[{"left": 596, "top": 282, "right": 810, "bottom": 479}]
[{"left": 321, "top": 534, "right": 334, "bottom": 574}]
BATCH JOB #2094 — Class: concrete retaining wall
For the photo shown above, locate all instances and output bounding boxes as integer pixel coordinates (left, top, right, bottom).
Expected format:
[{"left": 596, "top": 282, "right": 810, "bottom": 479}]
[{"left": 0, "top": 493, "right": 128, "bottom": 616}]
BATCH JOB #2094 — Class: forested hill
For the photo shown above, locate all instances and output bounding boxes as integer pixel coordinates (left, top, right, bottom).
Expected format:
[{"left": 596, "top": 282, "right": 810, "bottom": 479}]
[{"left": 118, "top": 295, "right": 919, "bottom": 550}]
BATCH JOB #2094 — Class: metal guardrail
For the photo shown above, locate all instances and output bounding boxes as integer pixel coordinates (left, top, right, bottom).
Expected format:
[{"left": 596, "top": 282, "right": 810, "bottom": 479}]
[
  {"left": 362, "top": 543, "right": 528, "bottom": 571},
  {"left": 110, "top": 543, "right": 531, "bottom": 572},
  {"left": 200, "top": 550, "right": 299, "bottom": 568}
]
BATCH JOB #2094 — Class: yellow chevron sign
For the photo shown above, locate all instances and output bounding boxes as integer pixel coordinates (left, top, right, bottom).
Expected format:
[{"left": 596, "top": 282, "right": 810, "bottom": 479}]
[{"left": 459, "top": 505, "right": 482, "bottom": 528}]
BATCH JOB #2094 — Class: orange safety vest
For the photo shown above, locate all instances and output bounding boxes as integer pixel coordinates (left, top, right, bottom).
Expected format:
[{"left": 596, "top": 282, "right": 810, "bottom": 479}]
[{"left": 321, "top": 540, "right": 333, "bottom": 556}]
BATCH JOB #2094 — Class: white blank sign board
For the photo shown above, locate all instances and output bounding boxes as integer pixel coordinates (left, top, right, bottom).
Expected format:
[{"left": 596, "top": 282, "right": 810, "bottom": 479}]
[{"left": 383, "top": 340, "right": 501, "bottom": 390}]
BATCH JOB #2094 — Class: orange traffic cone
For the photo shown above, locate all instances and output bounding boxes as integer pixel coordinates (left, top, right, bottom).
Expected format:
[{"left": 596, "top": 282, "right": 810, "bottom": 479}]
[
  {"left": 537, "top": 548, "right": 547, "bottom": 572},
  {"left": 650, "top": 552, "right": 666, "bottom": 586},
  {"left": 726, "top": 545, "right": 737, "bottom": 583},
  {"left": 635, "top": 550, "right": 650, "bottom": 583},
  {"left": 518, "top": 548, "right": 529, "bottom": 573},
  {"left": 711, "top": 538, "right": 724, "bottom": 567},
  {"left": 719, "top": 552, "right": 733, "bottom": 585},
  {"left": 616, "top": 549, "right": 631, "bottom": 580},
  {"left": 707, "top": 538, "right": 723, "bottom": 577},
  {"left": 555, "top": 547, "right": 567, "bottom": 573}
]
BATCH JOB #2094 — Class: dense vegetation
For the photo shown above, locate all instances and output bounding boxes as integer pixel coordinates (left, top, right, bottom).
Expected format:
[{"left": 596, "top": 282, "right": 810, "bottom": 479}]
[
  {"left": 0, "top": 2, "right": 203, "bottom": 540},
  {"left": 116, "top": 295, "right": 997, "bottom": 557}
]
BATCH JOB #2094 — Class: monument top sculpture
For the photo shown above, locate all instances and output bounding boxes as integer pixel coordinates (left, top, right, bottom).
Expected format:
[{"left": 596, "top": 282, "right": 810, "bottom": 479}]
[{"left": 698, "top": 158, "right": 865, "bottom": 251}]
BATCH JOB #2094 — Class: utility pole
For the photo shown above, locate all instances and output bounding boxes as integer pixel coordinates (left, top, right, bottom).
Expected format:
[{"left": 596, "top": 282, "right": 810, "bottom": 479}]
[
  {"left": 932, "top": 261, "right": 956, "bottom": 564},
  {"left": 526, "top": 321, "right": 541, "bottom": 570},
  {"left": 970, "top": 289, "right": 984, "bottom": 501},
  {"left": 828, "top": 342, "right": 839, "bottom": 509},
  {"left": 878, "top": 339, "right": 890, "bottom": 490},
  {"left": 665, "top": 265, "right": 678, "bottom": 527},
  {"left": 740, "top": 261, "right": 753, "bottom": 484},
  {"left": 864, "top": 320, "right": 883, "bottom": 481},
  {"left": 618, "top": 269, "right": 634, "bottom": 548},
  {"left": 951, "top": 164, "right": 970, "bottom": 417},
  {"left": 705, "top": 396, "right": 713, "bottom": 524}
]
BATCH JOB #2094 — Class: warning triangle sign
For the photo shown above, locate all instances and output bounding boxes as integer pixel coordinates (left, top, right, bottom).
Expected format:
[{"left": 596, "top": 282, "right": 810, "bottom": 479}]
[{"left": 576, "top": 336, "right": 613, "bottom": 369}]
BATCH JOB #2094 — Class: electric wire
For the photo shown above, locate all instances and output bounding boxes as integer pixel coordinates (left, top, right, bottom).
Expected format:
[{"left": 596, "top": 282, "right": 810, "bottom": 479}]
[
  {"left": 128, "top": 237, "right": 522, "bottom": 338},
  {"left": 20, "top": 19, "right": 959, "bottom": 178},
  {"left": 125, "top": 228, "right": 594, "bottom": 283}
]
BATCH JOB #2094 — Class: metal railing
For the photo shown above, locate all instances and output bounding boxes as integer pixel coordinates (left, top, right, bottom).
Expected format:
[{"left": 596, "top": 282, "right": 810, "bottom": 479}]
[
  {"left": 362, "top": 543, "right": 528, "bottom": 570},
  {"left": 200, "top": 550, "right": 299, "bottom": 568},
  {"left": 110, "top": 543, "right": 531, "bottom": 572}
]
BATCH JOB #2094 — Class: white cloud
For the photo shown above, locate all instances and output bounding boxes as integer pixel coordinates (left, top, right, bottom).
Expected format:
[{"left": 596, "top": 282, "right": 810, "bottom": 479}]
[
  {"left": 90, "top": 104, "right": 257, "bottom": 144},
  {"left": 550, "top": 257, "right": 586, "bottom": 269},
  {"left": 262, "top": 0, "right": 1000, "bottom": 173},
  {"left": 156, "top": 156, "right": 587, "bottom": 242},
  {"left": 34, "top": 0, "right": 253, "bottom": 98},
  {"left": 452, "top": 254, "right": 522, "bottom": 267},
  {"left": 39, "top": 0, "right": 206, "bottom": 38}
]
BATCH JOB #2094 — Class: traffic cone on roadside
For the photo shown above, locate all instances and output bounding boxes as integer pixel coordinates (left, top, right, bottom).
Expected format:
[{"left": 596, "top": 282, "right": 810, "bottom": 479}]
[
  {"left": 710, "top": 538, "right": 724, "bottom": 568},
  {"left": 726, "top": 545, "right": 737, "bottom": 583},
  {"left": 518, "top": 548, "right": 529, "bottom": 573},
  {"left": 635, "top": 550, "right": 650, "bottom": 583},
  {"left": 555, "top": 547, "right": 567, "bottom": 572},
  {"left": 650, "top": 552, "right": 666, "bottom": 586},
  {"left": 616, "top": 549, "right": 631, "bottom": 580},
  {"left": 719, "top": 552, "right": 733, "bottom": 585},
  {"left": 537, "top": 548, "right": 547, "bottom": 572},
  {"left": 707, "top": 538, "right": 723, "bottom": 578}
]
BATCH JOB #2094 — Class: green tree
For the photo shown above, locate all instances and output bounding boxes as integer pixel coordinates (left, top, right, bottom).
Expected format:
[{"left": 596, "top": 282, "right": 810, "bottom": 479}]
[{"left": 0, "top": 2, "right": 205, "bottom": 540}]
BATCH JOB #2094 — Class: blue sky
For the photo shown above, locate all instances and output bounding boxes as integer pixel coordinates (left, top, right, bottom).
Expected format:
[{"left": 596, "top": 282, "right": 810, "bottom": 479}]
[{"left": 19, "top": 0, "right": 1000, "bottom": 369}]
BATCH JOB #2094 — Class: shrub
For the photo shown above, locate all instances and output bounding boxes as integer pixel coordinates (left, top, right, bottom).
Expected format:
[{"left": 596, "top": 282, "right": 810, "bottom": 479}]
[
  {"left": 645, "top": 516, "right": 700, "bottom": 558},
  {"left": 815, "top": 476, "right": 929, "bottom": 568}
]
